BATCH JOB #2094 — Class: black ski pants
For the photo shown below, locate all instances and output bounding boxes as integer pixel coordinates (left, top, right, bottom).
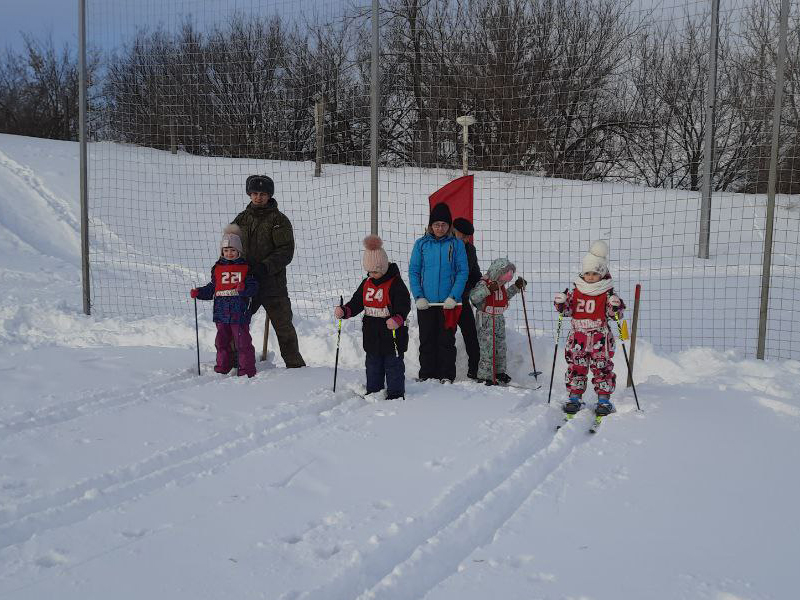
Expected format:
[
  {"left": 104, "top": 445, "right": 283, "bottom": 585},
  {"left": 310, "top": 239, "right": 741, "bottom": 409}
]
[
  {"left": 417, "top": 307, "right": 457, "bottom": 382},
  {"left": 458, "top": 301, "right": 480, "bottom": 376}
]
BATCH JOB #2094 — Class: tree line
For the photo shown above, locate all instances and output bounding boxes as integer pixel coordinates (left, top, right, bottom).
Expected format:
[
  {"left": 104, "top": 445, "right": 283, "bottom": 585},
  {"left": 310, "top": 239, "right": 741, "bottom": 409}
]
[{"left": 1, "top": 0, "right": 798, "bottom": 193}]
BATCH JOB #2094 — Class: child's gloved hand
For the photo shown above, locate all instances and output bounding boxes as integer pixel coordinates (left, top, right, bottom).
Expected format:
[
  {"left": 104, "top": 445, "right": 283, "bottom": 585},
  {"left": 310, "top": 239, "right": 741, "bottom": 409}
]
[
  {"left": 236, "top": 282, "right": 246, "bottom": 293},
  {"left": 416, "top": 298, "right": 430, "bottom": 310},
  {"left": 334, "top": 306, "right": 345, "bottom": 319},
  {"left": 443, "top": 297, "right": 458, "bottom": 310},
  {"left": 386, "top": 316, "right": 402, "bottom": 330},
  {"left": 608, "top": 295, "right": 622, "bottom": 311},
  {"left": 554, "top": 292, "right": 567, "bottom": 304},
  {"left": 190, "top": 288, "right": 199, "bottom": 299},
  {"left": 487, "top": 281, "right": 500, "bottom": 292},
  {"left": 514, "top": 276, "right": 527, "bottom": 290}
]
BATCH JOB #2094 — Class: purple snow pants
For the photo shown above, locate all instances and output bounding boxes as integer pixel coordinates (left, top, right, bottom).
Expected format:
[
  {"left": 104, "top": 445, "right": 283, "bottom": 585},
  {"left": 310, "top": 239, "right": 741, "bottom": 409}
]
[{"left": 215, "top": 323, "right": 256, "bottom": 377}]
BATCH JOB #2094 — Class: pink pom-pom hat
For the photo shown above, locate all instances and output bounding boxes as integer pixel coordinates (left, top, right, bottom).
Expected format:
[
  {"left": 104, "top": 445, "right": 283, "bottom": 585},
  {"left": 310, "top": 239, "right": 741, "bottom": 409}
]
[{"left": 362, "top": 235, "right": 389, "bottom": 276}]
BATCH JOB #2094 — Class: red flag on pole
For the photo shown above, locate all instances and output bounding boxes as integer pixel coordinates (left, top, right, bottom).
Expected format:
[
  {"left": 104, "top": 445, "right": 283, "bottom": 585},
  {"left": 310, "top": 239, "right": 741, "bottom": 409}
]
[{"left": 429, "top": 175, "right": 474, "bottom": 228}]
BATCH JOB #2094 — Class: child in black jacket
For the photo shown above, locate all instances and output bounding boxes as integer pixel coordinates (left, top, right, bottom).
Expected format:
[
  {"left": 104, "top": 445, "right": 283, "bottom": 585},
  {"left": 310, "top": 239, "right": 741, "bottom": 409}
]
[{"left": 335, "top": 236, "right": 411, "bottom": 399}]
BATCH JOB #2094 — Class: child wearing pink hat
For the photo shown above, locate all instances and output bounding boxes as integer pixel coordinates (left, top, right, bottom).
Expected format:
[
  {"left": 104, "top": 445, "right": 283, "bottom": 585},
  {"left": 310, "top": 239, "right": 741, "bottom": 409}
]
[{"left": 335, "top": 236, "right": 411, "bottom": 399}]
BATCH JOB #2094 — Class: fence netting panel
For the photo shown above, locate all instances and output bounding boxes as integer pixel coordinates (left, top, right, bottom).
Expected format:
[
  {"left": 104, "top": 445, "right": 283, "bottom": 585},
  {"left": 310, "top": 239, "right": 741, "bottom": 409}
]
[{"left": 87, "top": 0, "right": 799, "bottom": 359}]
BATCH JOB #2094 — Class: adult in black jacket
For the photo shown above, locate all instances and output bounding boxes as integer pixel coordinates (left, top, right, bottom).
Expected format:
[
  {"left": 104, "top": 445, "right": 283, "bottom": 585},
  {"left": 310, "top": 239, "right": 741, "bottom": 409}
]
[
  {"left": 453, "top": 218, "right": 482, "bottom": 379},
  {"left": 335, "top": 236, "right": 411, "bottom": 399}
]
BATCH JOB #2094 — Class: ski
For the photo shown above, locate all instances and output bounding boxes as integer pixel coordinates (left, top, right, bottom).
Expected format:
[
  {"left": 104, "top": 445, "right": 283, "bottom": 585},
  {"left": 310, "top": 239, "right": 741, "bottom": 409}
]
[
  {"left": 556, "top": 398, "right": 586, "bottom": 431},
  {"left": 589, "top": 414, "right": 604, "bottom": 433},
  {"left": 555, "top": 413, "right": 571, "bottom": 431},
  {"left": 556, "top": 411, "right": 579, "bottom": 431},
  {"left": 501, "top": 381, "right": 542, "bottom": 391}
]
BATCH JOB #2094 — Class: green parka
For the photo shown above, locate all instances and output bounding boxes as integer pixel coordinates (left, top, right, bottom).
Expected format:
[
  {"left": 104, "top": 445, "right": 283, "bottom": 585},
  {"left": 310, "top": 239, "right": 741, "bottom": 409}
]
[{"left": 232, "top": 198, "right": 294, "bottom": 297}]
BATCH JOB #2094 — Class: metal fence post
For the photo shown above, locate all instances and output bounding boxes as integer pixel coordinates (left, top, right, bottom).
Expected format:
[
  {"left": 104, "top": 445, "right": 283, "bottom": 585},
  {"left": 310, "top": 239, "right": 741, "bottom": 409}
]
[
  {"left": 757, "top": 0, "right": 791, "bottom": 359},
  {"left": 314, "top": 92, "right": 325, "bottom": 177},
  {"left": 79, "top": 0, "right": 91, "bottom": 315},
  {"left": 698, "top": 0, "right": 719, "bottom": 260},
  {"left": 370, "top": 0, "right": 380, "bottom": 235}
]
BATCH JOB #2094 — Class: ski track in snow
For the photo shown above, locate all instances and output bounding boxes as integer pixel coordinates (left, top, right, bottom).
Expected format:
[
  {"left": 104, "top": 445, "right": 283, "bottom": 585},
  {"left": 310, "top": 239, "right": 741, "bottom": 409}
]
[
  {"left": 297, "top": 407, "right": 595, "bottom": 600},
  {"left": 0, "top": 379, "right": 369, "bottom": 551},
  {"left": 0, "top": 149, "right": 79, "bottom": 234},
  {"left": 0, "top": 369, "right": 213, "bottom": 437}
]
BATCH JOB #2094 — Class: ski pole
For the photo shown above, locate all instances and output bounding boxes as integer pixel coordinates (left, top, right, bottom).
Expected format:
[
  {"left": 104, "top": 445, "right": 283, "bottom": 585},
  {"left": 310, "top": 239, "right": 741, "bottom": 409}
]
[
  {"left": 615, "top": 313, "right": 641, "bottom": 411},
  {"left": 491, "top": 312, "right": 497, "bottom": 385},
  {"left": 260, "top": 311, "right": 270, "bottom": 362},
  {"left": 333, "top": 295, "right": 343, "bottom": 392},
  {"left": 520, "top": 290, "right": 541, "bottom": 379},
  {"left": 194, "top": 297, "right": 201, "bottom": 376},
  {"left": 387, "top": 302, "right": 400, "bottom": 358},
  {"left": 546, "top": 314, "right": 564, "bottom": 404},
  {"left": 626, "top": 284, "right": 641, "bottom": 389}
]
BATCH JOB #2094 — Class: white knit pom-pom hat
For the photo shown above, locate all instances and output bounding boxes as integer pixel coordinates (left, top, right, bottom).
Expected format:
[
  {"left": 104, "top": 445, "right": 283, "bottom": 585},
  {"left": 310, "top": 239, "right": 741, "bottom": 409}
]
[{"left": 581, "top": 240, "right": 609, "bottom": 276}]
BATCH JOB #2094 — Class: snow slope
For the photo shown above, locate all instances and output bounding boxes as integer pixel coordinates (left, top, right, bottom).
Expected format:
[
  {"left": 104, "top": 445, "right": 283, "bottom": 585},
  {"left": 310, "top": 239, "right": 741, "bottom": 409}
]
[
  {"left": 85, "top": 139, "right": 800, "bottom": 359},
  {"left": 0, "top": 134, "right": 798, "bottom": 600}
]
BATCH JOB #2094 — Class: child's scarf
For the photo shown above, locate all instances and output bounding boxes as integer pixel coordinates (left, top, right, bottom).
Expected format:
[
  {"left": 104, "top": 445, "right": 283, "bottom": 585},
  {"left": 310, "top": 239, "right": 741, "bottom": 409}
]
[{"left": 573, "top": 275, "right": 614, "bottom": 296}]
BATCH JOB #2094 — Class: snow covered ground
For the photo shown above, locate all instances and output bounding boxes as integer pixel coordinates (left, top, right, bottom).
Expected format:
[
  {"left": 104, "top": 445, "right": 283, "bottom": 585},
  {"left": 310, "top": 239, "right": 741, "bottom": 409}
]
[{"left": 0, "top": 133, "right": 798, "bottom": 600}]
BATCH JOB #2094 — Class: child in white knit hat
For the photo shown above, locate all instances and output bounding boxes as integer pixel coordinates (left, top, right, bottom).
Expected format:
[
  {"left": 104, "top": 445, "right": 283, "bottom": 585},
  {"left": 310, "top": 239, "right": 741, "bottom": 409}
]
[
  {"left": 553, "top": 241, "right": 625, "bottom": 416},
  {"left": 334, "top": 235, "right": 411, "bottom": 399}
]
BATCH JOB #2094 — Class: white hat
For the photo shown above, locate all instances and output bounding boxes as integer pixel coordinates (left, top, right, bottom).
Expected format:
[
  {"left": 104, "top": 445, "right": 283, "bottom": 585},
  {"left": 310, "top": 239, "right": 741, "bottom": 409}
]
[
  {"left": 581, "top": 240, "right": 609, "bottom": 276},
  {"left": 221, "top": 224, "right": 243, "bottom": 255}
]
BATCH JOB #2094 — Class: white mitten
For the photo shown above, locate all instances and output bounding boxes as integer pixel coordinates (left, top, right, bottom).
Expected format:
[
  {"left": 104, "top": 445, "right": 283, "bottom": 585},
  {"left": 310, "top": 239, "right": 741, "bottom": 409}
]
[
  {"left": 443, "top": 297, "right": 457, "bottom": 310},
  {"left": 554, "top": 292, "right": 567, "bottom": 304},
  {"left": 416, "top": 297, "right": 430, "bottom": 310}
]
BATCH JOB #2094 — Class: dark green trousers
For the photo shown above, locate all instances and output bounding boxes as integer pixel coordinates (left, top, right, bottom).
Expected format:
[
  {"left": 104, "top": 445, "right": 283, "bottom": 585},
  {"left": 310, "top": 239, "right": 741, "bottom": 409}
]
[{"left": 252, "top": 295, "right": 306, "bottom": 368}]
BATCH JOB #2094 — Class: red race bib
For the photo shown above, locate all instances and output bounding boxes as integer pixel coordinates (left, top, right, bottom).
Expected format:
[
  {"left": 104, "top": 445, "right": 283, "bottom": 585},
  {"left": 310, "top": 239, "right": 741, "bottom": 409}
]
[
  {"left": 482, "top": 284, "right": 508, "bottom": 314},
  {"left": 570, "top": 288, "right": 607, "bottom": 320},
  {"left": 363, "top": 277, "right": 394, "bottom": 317},
  {"left": 214, "top": 264, "right": 249, "bottom": 296}
]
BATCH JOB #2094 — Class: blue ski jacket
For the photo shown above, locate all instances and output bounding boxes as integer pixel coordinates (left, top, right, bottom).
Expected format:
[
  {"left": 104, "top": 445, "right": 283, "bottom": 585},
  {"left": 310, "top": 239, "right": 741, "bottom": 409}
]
[{"left": 408, "top": 232, "right": 468, "bottom": 303}]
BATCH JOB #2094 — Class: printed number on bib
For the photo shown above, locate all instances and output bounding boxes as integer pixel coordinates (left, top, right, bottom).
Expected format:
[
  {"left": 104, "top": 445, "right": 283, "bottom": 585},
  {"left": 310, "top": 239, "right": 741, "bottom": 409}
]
[
  {"left": 221, "top": 272, "right": 243, "bottom": 285},
  {"left": 576, "top": 298, "right": 595, "bottom": 313},
  {"left": 365, "top": 287, "right": 384, "bottom": 303}
]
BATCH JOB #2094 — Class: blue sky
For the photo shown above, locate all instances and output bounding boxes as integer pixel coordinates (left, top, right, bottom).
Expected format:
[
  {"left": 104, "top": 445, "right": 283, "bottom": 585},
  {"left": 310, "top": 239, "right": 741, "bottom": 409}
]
[
  {"left": 1, "top": 0, "right": 78, "bottom": 51},
  {"left": 1, "top": 0, "right": 358, "bottom": 52}
]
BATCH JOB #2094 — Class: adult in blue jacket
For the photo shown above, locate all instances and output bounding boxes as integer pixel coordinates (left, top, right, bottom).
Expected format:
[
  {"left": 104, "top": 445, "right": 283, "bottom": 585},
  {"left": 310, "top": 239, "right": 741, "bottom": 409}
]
[{"left": 409, "top": 202, "right": 468, "bottom": 382}]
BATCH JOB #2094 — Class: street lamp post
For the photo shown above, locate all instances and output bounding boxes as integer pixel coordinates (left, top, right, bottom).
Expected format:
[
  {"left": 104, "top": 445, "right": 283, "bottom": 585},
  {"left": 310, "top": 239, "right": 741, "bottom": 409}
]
[{"left": 456, "top": 115, "right": 476, "bottom": 176}]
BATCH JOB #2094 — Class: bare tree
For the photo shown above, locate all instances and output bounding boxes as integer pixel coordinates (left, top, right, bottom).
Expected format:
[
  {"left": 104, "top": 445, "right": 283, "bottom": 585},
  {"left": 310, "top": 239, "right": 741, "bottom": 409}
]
[{"left": 0, "top": 34, "right": 97, "bottom": 140}]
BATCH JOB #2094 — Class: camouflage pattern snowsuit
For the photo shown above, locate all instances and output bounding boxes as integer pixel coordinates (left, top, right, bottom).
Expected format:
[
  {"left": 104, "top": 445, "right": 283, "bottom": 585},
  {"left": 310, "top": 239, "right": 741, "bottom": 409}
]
[{"left": 469, "top": 258, "right": 519, "bottom": 382}]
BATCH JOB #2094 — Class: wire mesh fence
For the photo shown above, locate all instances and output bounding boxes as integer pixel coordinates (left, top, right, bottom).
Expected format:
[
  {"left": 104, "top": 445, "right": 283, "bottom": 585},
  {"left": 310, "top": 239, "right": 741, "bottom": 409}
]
[{"left": 85, "top": 0, "right": 799, "bottom": 360}]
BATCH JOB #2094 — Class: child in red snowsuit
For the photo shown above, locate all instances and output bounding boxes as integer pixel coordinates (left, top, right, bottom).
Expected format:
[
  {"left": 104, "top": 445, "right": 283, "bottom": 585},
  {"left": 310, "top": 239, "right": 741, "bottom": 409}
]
[
  {"left": 191, "top": 225, "right": 259, "bottom": 377},
  {"left": 554, "top": 241, "right": 625, "bottom": 416}
]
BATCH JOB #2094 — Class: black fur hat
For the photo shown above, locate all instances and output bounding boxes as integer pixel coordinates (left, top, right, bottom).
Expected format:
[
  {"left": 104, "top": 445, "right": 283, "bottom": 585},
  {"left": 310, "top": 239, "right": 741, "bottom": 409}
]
[{"left": 246, "top": 175, "right": 274, "bottom": 196}]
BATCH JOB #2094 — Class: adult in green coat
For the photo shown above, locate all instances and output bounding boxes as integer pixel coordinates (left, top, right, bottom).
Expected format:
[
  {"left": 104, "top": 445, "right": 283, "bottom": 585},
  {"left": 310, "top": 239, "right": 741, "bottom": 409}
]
[{"left": 232, "top": 175, "right": 305, "bottom": 368}]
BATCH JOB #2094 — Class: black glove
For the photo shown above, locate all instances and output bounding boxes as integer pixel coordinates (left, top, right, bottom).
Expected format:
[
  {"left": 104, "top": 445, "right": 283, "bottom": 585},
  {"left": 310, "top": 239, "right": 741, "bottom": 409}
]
[
  {"left": 514, "top": 276, "right": 527, "bottom": 290},
  {"left": 487, "top": 280, "right": 500, "bottom": 292}
]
